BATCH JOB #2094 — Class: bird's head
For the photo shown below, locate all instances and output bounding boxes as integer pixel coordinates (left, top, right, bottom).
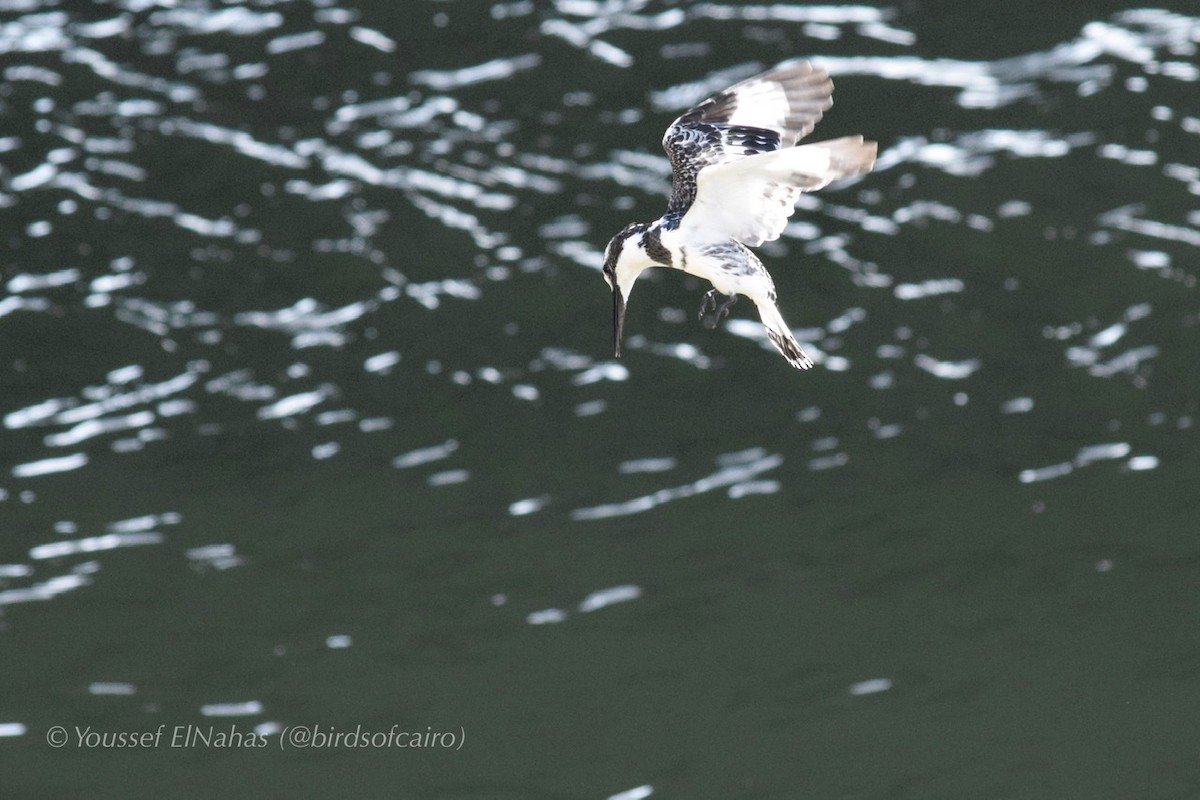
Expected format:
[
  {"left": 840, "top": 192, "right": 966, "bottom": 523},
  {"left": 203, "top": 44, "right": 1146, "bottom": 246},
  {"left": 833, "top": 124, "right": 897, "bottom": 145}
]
[{"left": 602, "top": 222, "right": 655, "bottom": 358}]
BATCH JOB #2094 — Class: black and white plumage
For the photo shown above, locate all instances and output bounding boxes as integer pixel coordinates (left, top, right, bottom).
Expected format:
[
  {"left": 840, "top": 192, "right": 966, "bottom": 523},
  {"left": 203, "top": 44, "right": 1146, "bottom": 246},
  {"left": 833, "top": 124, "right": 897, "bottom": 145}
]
[{"left": 601, "top": 60, "right": 877, "bottom": 369}]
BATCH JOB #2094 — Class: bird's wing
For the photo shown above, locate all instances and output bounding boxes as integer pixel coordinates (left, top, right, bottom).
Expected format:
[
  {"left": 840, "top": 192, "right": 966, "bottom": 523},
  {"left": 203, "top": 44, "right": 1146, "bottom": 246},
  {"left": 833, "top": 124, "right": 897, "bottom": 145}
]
[
  {"left": 662, "top": 60, "right": 834, "bottom": 217},
  {"left": 679, "top": 136, "right": 878, "bottom": 247}
]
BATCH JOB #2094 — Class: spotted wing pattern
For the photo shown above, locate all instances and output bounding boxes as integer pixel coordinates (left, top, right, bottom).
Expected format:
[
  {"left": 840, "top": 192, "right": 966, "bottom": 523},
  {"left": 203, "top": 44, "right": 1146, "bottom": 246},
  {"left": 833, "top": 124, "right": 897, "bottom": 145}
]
[
  {"left": 661, "top": 60, "right": 834, "bottom": 222},
  {"left": 682, "top": 136, "right": 878, "bottom": 247}
]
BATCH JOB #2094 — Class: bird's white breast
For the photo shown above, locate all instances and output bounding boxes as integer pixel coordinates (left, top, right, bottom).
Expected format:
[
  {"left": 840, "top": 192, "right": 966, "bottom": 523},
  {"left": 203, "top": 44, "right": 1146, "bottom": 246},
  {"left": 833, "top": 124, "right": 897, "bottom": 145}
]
[{"left": 658, "top": 227, "right": 770, "bottom": 300}]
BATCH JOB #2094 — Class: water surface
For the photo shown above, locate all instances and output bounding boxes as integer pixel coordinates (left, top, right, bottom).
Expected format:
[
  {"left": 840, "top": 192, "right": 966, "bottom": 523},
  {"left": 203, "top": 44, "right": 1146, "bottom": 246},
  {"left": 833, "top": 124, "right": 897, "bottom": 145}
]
[{"left": 3, "top": 1, "right": 1200, "bottom": 797}]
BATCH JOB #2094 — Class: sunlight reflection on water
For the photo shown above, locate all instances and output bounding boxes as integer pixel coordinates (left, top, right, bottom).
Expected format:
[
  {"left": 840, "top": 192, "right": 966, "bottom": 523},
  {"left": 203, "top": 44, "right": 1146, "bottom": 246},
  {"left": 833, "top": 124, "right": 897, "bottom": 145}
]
[{"left": 1, "top": 4, "right": 1199, "bottom": 793}]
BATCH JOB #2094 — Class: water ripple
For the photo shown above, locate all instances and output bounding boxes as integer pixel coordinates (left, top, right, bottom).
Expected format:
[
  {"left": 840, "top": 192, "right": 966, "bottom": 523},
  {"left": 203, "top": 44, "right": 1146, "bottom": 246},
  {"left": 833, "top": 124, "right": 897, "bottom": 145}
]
[
  {"left": 1, "top": 3, "right": 1198, "bottom": 710},
  {"left": 572, "top": 451, "right": 783, "bottom": 521}
]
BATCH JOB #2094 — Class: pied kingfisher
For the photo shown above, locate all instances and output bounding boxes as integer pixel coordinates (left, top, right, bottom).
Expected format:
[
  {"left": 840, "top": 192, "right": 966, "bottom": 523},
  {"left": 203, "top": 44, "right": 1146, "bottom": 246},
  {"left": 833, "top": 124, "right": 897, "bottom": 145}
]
[{"left": 601, "top": 60, "right": 877, "bottom": 369}]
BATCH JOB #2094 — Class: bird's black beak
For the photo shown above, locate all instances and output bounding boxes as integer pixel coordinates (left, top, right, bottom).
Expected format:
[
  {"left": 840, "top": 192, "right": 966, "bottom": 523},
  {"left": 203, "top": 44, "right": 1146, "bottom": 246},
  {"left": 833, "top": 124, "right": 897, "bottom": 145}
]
[{"left": 612, "top": 288, "right": 626, "bottom": 358}]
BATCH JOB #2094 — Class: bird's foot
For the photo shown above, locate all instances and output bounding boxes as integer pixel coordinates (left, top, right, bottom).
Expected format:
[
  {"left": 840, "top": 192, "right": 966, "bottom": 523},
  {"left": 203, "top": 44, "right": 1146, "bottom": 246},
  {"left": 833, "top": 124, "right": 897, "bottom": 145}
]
[{"left": 699, "top": 290, "right": 738, "bottom": 329}]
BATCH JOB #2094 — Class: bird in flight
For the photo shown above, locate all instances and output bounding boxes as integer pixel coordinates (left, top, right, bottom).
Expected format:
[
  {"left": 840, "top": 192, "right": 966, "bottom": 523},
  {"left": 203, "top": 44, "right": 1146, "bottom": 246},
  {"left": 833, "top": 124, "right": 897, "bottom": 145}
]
[{"left": 601, "top": 60, "right": 877, "bottom": 369}]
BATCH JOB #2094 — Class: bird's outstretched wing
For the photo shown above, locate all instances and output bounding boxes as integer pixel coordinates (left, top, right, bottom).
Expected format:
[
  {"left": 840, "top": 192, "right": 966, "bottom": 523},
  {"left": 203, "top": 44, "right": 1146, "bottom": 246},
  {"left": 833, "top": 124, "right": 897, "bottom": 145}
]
[
  {"left": 662, "top": 60, "right": 834, "bottom": 218},
  {"left": 681, "top": 136, "right": 878, "bottom": 247}
]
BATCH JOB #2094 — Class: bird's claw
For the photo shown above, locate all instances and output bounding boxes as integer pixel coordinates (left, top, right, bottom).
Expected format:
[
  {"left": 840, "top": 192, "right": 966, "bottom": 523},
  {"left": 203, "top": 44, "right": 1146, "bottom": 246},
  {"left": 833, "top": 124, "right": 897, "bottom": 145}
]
[
  {"left": 698, "top": 289, "right": 717, "bottom": 320},
  {"left": 698, "top": 290, "right": 737, "bottom": 329}
]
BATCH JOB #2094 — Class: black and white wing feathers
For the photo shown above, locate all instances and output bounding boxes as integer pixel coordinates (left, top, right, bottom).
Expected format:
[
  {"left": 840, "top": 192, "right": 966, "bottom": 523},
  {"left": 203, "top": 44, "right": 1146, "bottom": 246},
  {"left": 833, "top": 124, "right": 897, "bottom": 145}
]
[
  {"left": 661, "top": 60, "right": 834, "bottom": 219},
  {"left": 660, "top": 60, "right": 878, "bottom": 247},
  {"left": 683, "top": 136, "right": 878, "bottom": 247}
]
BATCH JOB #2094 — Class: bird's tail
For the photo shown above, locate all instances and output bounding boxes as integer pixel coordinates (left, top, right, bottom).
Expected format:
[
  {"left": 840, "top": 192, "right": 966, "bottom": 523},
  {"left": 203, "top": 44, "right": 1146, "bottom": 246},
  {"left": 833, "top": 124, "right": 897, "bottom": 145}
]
[{"left": 754, "top": 299, "right": 814, "bottom": 370}]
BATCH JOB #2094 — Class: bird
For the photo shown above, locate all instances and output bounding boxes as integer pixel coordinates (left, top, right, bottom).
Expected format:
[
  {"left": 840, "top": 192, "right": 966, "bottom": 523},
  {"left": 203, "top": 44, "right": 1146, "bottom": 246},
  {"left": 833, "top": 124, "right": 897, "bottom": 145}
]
[{"left": 600, "top": 60, "right": 877, "bottom": 369}]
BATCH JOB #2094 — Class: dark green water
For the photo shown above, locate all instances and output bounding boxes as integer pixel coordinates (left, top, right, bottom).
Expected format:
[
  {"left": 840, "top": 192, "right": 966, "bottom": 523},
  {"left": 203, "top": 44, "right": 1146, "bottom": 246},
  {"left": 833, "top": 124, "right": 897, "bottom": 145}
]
[{"left": 3, "top": 1, "right": 1200, "bottom": 797}]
